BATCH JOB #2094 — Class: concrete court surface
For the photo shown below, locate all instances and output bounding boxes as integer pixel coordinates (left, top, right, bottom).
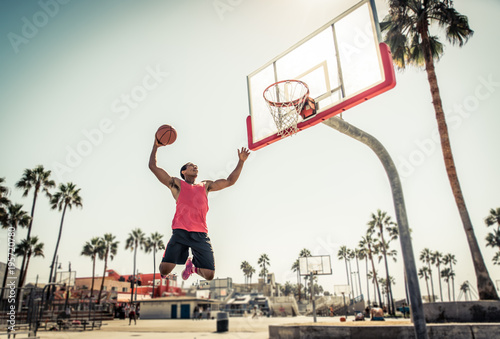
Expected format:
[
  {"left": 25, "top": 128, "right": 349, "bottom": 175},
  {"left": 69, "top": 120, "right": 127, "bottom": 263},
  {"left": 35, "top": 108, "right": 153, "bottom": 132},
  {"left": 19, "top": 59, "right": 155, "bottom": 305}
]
[{"left": 35, "top": 315, "right": 404, "bottom": 339}]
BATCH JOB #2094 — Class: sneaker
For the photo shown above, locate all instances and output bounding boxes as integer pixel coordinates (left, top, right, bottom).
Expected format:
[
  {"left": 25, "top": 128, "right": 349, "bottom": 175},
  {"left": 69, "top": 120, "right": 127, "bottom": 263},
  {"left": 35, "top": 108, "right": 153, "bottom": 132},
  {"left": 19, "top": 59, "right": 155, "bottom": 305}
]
[{"left": 182, "top": 257, "right": 194, "bottom": 280}]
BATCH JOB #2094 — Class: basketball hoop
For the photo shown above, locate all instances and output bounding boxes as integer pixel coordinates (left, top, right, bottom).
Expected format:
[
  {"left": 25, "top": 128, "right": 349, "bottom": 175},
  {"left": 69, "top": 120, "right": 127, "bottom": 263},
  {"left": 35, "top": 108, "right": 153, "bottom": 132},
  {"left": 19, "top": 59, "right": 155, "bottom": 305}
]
[{"left": 263, "top": 80, "right": 312, "bottom": 138}]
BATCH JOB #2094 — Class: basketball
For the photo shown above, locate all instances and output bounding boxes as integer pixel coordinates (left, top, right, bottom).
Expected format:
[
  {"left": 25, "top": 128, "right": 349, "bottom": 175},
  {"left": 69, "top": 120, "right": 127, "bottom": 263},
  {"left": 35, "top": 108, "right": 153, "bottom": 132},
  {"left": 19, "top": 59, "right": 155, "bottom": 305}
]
[{"left": 156, "top": 125, "right": 177, "bottom": 146}]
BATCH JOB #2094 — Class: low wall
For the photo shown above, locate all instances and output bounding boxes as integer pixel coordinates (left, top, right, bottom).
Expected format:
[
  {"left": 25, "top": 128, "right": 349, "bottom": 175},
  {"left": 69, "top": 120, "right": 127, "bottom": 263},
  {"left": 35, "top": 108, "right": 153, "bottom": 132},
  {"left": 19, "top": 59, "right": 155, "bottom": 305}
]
[
  {"left": 269, "top": 323, "right": 500, "bottom": 339},
  {"left": 423, "top": 301, "right": 500, "bottom": 323}
]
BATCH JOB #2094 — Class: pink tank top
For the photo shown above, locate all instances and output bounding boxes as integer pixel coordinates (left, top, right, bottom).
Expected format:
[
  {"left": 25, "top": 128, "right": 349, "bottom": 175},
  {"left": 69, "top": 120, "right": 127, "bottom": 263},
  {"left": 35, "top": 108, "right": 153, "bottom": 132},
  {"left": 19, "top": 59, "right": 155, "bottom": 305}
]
[{"left": 172, "top": 180, "right": 209, "bottom": 233}]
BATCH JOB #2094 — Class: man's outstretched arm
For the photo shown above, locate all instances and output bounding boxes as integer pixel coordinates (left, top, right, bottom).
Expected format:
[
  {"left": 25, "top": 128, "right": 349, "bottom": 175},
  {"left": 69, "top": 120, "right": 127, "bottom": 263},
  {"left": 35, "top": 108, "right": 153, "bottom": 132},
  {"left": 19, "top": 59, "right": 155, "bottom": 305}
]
[
  {"left": 148, "top": 139, "right": 176, "bottom": 188},
  {"left": 207, "top": 147, "right": 250, "bottom": 192}
]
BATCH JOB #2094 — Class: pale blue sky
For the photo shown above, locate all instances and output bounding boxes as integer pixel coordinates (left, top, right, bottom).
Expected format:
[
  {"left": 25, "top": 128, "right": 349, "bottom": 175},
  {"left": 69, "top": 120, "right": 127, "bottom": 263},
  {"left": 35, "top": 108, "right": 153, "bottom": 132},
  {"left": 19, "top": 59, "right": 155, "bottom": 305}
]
[{"left": 1, "top": 0, "right": 499, "bottom": 300}]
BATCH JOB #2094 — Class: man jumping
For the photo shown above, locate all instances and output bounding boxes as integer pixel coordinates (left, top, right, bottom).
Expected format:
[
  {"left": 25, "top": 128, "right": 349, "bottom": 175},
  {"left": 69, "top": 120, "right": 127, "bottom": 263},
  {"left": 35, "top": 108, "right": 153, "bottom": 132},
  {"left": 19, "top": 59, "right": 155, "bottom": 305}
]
[{"left": 149, "top": 137, "right": 250, "bottom": 281}]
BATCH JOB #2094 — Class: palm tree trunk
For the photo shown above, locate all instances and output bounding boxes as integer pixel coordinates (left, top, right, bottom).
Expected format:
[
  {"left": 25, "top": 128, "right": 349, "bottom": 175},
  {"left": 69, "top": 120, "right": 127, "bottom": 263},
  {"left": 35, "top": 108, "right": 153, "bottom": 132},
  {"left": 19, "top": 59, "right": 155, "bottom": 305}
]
[
  {"left": 90, "top": 257, "right": 95, "bottom": 298},
  {"left": 404, "top": 271, "right": 410, "bottom": 305},
  {"left": 383, "top": 254, "right": 395, "bottom": 315},
  {"left": 130, "top": 244, "right": 137, "bottom": 304},
  {"left": 452, "top": 276, "right": 456, "bottom": 301},
  {"left": 425, "top": 278, "right": 431, "bottom": 302},
  {"left": 20, "top": 253, "right": 32, "bottom": 288},
  {"left": 365, "top": 259, "right": 370, "bottom": 305},
  {"left": 152, "top": 244, "right": 157, "bottom": 298},
  {"left": 373, "top": 277, "right": 377, "bottom": 305},
  {"left": 0, "top": 221, "right": 17, "bottom": 294},
  {"left": 1, "top": 255, "right": 11, "bottom": 295},
  {"left": 49, "top": 203, "right": 67, "bottom": 284},
  {"left": 420, "top": 22, "right": 498, "bottom": 301},
  {"left": 97, "top": 251, "right": 108, "bottom": 304},
  {"left": 344, "top": 259, "right": 350, "bottom": 292},
  {"left": 369, "top": 254, "right": 382, "bottom": 306},
  {"left": 18, "top": 191, "right": 38, "bottom": 288},
  {"left": 356, "top": 257, "right": 363, "bottom": 298},
  {"left": 427, "top": 263, "right": 436, "bottom": 302},
  {"left": 437, "top": 265, "right": 443, "bottom": 301},
  {"left": 348, "top": 259, "right": 356, "bottom": 297},
  {"left": 46, "top": 203, "right": 67, "bottom": 302},
  {"left": 379, "top": 230, "right": 395, "bottom": 315},
  {"left": 446, "top": 277, "right": 451, "bottom": 302}
]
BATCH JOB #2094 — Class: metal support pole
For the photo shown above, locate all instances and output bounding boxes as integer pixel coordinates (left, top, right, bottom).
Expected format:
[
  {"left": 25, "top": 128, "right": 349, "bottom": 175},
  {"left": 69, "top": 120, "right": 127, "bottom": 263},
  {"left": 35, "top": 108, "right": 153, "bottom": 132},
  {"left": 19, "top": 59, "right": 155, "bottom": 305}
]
[
  {"left": 323, "top": 117, "right": 428, "bottom": 339},
  {"left": 310, "top": 271, "right": 317, "bottom": 322},
  {"left": 342, "top": 292, "right": 347, "bottom": 319}
]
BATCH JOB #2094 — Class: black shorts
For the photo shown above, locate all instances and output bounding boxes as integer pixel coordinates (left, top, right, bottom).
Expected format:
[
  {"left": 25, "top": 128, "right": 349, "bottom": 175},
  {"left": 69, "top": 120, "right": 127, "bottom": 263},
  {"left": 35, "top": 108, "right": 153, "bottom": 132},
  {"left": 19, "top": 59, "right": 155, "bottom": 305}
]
[{"left": 162, "top": 229, "right": 215, "bottom": 270}]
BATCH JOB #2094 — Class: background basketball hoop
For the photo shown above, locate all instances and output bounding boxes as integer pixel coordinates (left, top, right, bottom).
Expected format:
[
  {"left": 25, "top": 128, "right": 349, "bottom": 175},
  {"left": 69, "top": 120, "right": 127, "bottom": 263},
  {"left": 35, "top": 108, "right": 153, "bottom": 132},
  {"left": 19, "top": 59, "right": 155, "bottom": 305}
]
[{"left": 263, "top": 80, "right": 314, "bottom": 138}]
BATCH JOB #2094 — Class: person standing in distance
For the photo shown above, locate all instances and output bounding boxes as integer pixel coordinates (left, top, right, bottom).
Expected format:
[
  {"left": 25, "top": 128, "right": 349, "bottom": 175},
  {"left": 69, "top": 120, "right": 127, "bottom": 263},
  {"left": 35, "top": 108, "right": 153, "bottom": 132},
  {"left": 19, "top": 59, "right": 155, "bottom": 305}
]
[{"left": 149, "top": 137, "right": 250, "bottom": 281}]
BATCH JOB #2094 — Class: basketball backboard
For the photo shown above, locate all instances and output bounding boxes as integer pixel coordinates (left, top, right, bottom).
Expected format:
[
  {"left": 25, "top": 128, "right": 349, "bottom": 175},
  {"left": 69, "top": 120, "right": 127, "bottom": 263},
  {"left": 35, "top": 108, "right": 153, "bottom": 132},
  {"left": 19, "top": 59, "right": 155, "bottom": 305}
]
[
  {"left": 246, "top": 0, "right": 396, "bottom": 150},
  {"left": 299, "top": 255, "right": 332, "bottom": 276}
]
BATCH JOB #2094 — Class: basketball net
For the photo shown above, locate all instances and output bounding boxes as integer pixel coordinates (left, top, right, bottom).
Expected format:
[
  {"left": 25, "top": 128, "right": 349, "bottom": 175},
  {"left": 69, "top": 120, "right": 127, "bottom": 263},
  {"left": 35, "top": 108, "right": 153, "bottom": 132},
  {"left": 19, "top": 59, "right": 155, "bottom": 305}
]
[{"left": 263, "top": 80, "right": 310, "bottom": 138}]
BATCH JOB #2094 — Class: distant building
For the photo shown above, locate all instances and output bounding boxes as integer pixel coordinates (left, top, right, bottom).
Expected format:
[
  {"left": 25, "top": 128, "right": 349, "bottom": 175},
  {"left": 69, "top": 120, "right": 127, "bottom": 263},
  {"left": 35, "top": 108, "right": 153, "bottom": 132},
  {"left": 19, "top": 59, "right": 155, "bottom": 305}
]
[
  {"left": 233, "top": 274, "right": 279, "bottom": 297},
  {"left": 197, "top": 277, "right": 232, "bottom": 300},
  {"left": 74, "top": 269, "right": 184, "bottom": 303},
  {"left": 140, "top": 296, "right": 219, "bottom": 319}
]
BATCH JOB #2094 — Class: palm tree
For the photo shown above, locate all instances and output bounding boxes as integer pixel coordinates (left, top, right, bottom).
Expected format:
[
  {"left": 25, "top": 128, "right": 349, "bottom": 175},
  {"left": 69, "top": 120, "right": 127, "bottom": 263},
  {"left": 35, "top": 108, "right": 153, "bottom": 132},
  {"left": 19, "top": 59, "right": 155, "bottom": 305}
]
[
  {"left": 337, "top": 246, "right": 351, "bottom": 293},
  {"left": 485, "top": 232, "right": 500, "bottom": 249},
  {"left": 485, "top": 208, "right": 500, "bottom": 230},
  {"left": 291, "top": 259, "right": 301, "bottom": 301},
  {"left": 492, "top": 252, "right": 500, "bottom": 266},
  {"left": 248, "top": 265, "right": 256, "bottom": 285},
  {"left": 381, "top": 0, "right": 497, "bottom": 301},
  {"left": 485, "top": 208, "right": 500, "bottom": 257},
  {"left": 359, "top": 233, "right": 382, "bottom": 306},
  {"left": 418, "top": 267, "right": 431, "bottom": 303},
  {"left": 1, "top": 203, "right": 31, "bottom": 293},
  {"left": 15, "top": 165, "right": 55, "bottom": 287},
  {"left": 81, "top": 237, "right": 103, "bottom": 298},
  {"left": 97, "top": 233, "right": 119, "bottom": 303},
  {"left": 125, "top": 228, "right": 146, "bottom": 304},
  {"left": 257, "top": 254, "right": 270, "bottom": 281},
  {"left": 0, "top": 177, "right": 10, "bottom": 225},
  {"left": 240, "top": 261, "right": 250, "bottom": 286},
  {"left": 419, "top": 248, "right": 436, "bottom": 302},
  {"left": 299, "top": 248, "right": 311, "bottom": 257},
  {"left": 48, "top": 183, "right": 82, "bottom": 286},
  {"left": 441, "top": 268, "right": 455, "bottom": 302},
  {"left": 14, "top": 236, "right": 44, "bottom": 287},
  {"left": 442, "top": 253, "right": 457, "bottom": 301},
  {"left": 432, "top": 251, "right": 444, "bottom": 301},
  {"left": 368, "top": 210, "right": 397, "bottom": 314},
  {"left": 145, "top": 232, "right": 164, "bottom": 298},
  {"left": 459, "top": 281, "right": 472, "bottom": 301}
]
